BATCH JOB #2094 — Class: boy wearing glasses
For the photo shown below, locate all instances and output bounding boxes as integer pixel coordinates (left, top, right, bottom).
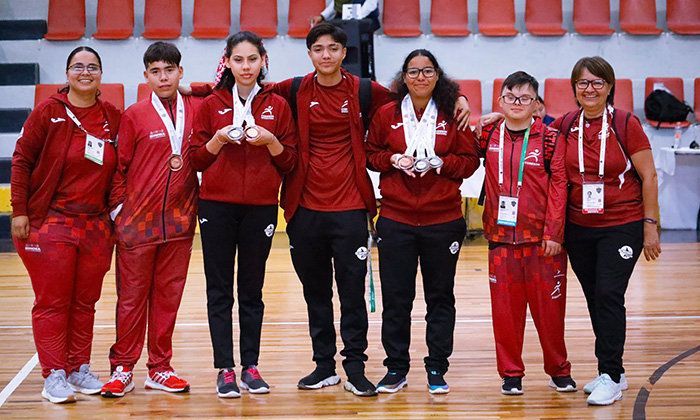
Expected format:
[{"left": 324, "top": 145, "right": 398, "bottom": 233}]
[
  {"left": 101, "top": 42, "right": 209, "bottom": 398},
  {"left": 477, "top": 71, "right": 575, "bottom": 395}
]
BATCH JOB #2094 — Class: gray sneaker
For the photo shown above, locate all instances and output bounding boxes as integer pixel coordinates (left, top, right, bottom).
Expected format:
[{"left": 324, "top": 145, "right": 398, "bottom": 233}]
[
  {"left": 67, "top": 364, "right": 104, "bottom": 395},
  {"left": 240, "top": 366, "right": 270, "bottom": 394},
  {"left": 42, "top": 369, "right": 76, "bottom": 404}
]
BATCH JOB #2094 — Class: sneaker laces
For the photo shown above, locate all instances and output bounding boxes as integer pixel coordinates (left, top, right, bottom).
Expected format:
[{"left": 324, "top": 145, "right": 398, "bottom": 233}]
[
  {"left": 48, "top": 369, "right": 69, "bottom": 390},
  {"left": 77, "top": 367, "right": 99, "bottom": 381},
  {"left": 111, "top": 369, "right": 132, "bottom": 384},
  {"left": 222, "top": 370, "right": 236, "bottom": 384},
  {"left": 245, "top": 367, "right": 262, "bottom": 380}
]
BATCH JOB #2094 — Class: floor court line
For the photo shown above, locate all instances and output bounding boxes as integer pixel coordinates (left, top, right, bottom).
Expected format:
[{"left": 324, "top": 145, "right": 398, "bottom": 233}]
[{"left": 0, "top": 353, "right": 38, "bottom": 409}]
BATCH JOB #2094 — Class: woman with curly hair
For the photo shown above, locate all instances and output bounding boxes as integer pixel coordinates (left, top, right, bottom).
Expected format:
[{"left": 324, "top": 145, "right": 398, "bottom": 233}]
[{"left": 365, "top": 49, "right": 480, "bottom": 394}]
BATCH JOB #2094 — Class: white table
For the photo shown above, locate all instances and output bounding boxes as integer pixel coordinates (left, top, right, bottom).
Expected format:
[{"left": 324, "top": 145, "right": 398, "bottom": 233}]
[{"left": 655, "top": 147, "right": 700, "bottom": 230}]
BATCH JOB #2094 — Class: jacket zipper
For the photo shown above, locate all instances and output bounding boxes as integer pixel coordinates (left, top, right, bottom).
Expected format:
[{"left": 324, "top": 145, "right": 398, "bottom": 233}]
[{"left": 162, "top": 98, "right": 176, "bottom": 242}]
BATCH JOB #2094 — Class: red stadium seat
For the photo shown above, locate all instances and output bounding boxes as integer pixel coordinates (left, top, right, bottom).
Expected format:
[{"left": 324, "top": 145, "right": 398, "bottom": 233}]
[
  {"left": 645, "top": 77, "right": 691, "bottom": 127},
  {"left": 143, "top": 0, "right": 182, "bottom": 39},
  {"left": 614, "top": 78, "right": 634, "bottom": 113},
  {"left": 191, "top": 0, "right": 230, "bottom": 39},
  {"left": 137, "top": 83, "right": 153, "bottom": 102},
  {"left": 478, "top": 0, "right": 518, "bottom": 36},
  {"left": 695, "top": 78, "right": 700, "bottom": 121},
  {"left": 288, "top": 0, "right": 324, "bottom": 38},
  {"left": 667, "top": 0, "right": 700, "bottom": 35},
  {"left": 492, "top": 78, "right": 505, "bottom": 114},
  {"left": 44, "top": 0, "right": 85, "bottom": 40},
  {"left": 93, "top": 0, "right": 134, "bottom": 40},
  {"left": 383, "top": 0, "right": 422, "bottom": 37},
  {"left": 525, "top": 0, "right": 566, "bottom": 36},
  {"left": 544, "top": 78, "right": 577, "bottom": 120},
  {"left": 241, "top": 0, "right": 278, "bottom": 38},
  {"left": 573, "top": 0, "right": 614, "bottom": 35},
  {"left": 455, "top": 80, "right": 481, "bottom": 127},
  {"left": 35, "top": 84, "right": 125, "bottom": 112},
  {"left": 430, "top": 0, "right": 470, "bottom": 37},
  {"left": 619, "top": 0, "right": 661, "bottom": 35}
]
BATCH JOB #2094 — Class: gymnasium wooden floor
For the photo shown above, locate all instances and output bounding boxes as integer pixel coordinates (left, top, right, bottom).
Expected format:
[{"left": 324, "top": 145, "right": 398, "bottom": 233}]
[{"left": 0, "top": 234, "right": 698, "bottom": 419}]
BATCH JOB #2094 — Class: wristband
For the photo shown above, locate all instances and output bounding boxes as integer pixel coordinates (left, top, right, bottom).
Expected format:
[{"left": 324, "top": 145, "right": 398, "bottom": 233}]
[{"left": 643, "top": 217, "right": 658, "bottom": 225}]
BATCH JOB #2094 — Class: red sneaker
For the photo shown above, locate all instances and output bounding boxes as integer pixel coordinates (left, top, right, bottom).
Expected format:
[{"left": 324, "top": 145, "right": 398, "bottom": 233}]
[
  {"left": 101, "top": 366, "right": 135, "bottom": 398},
  {"left": 145, "top": 370, "right": 190, "bottom": 393}
]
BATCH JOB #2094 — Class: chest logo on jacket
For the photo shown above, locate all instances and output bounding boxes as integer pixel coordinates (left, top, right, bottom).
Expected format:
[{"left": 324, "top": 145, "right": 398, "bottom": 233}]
[
  {"left": 51, "top": 117, "right": 66, "bottom": 123},
  {"left": 391, "top": 122, "right": 404, "bottom": 130},
  {"left": 341, "top": 100, "right": 349, "bottom": 114},
  {"left": 524, "top": 149, "right": 542, "bottom": 167},
  {"left": 436, "top": 120, "right": 448, "bottom": 136},
  {"left": 149, "top": 129, "right": 167, "bottom": 140},
  {"left": 218, "top": 108, "right": 232, "bottom": 115},
  {"left": 260, "top": 106, "right": 275, "bottom": 120}
]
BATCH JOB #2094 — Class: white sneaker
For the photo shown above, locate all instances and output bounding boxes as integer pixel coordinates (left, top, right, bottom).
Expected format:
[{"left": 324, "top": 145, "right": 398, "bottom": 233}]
[
  {"left": 584, "top": 373, "right": 628, "bottom": 394},
  {"left": 587, "top": 374, "right": 622, "bottom": 406},
  {"left": 42, "top": 369, "right": 76, "bottom": 404},
  {"left": 67, "top": 364, "right": 104, "bottom": 395}
]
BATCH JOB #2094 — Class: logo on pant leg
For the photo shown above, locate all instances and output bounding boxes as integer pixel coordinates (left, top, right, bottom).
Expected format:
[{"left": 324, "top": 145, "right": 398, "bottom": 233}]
[
  {"left": 449, "top": 241, "right": 460, "bottom": 255},
  {"left": 25, "top": 243, "right": 41, "bottom": 253},
  {"left": 264, "top": 224, "right": 275, "bottom": 237},
  {"left": 355, "top": 246, "right": 368, "bottom": 260},
  {"left": 551, "top": 280, "right": 562, "bottom": 299},
  {"left": 618, "top": 245, "right": 633, "bottom": 260},
  {"left": 489, "top": 275, "right": 497, "bottom": 283}
]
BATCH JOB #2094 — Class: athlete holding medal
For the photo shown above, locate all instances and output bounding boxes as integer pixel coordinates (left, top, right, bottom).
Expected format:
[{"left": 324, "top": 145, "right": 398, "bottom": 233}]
[
  {"left": 365, "top": 49, "right": 479, "bottom": 395},
  {"left": 189, "top": 31, "right": 297, "bottom": 398}
]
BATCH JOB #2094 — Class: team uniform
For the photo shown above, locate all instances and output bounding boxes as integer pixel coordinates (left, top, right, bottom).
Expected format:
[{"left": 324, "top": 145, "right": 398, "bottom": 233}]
[
  {"left": 106, "top": 89, "right": 205, "bottom": 393},
  {"left": 478, "top": 118, "right": 572, "bottom": 383},
  {"left": 189, "top": 86, "right": 297, "bottom": 377},
  {"left": 365, "top": 102, "right": 480, "bottom": 388},
  {"left": 11, "top": 92, "right": 119, "bottom": 381},
  {"left": 552, "top": 108, "right": 650, "bottom": 385},
  {"left": 272, "top": 69, "right": 392, "bottom": 380}
]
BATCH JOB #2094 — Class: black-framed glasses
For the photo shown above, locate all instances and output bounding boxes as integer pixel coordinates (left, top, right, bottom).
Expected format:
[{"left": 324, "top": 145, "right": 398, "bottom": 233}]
[
  {"left": 575, "top": 79, "right": 606, "bottom": 90},
  {"left": 501, "top": 94, "right": 535, "bottom": 105},
  {"left": 68, "top": 63, "right": 102, "bottom": 74},
  {"left": 405, "top": 67, "right": 436, "bottom": 79}
]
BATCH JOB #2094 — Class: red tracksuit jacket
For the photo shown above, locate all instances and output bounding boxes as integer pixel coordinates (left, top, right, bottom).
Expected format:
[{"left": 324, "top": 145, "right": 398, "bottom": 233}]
[
  {"left": 365, "top": 102, "right": 481, "bottom": 226},
  {"left": 272, "top": 69, "right": 393, "bottom": 221},
  {"left": 189, "top": 85, "right": 297, "bottom": 204},
  {"left": 478, "top": 118, "right": 567, "bottom": 244},
  {"left": 12, "top": 92, "right": 121, "bottom": 228},
  {"left": 110, "top": 95, "right": 202, "bottom": 248}
]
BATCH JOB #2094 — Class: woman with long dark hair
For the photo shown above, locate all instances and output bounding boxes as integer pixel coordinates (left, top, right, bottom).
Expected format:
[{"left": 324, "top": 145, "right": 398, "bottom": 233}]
[
  {"left": 11, "top": 46, "right": 120, "bottom": 403},
  {"left": 365, "top": 49, "right": 480, "bottom": 394},
  {"left": 189, "top": 31, "right": 297, "bottom": 398}
]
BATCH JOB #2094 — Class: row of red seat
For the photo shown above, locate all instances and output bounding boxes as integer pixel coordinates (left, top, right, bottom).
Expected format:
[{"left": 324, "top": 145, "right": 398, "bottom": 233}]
[
  {"left": 44, "top": 0, "right": 700, "bottom": 41},
  {"left": 34, "top": 77, "right": 700, "bottom": 128}
]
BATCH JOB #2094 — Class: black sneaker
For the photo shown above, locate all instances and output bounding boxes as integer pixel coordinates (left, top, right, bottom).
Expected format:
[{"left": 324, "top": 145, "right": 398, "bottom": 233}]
[
  {"left": 427, "top": 370, "right": 449, "bottom": 394},
  {"left": 297, "top": 368, "right": 341, "bottom": 390},
  {"left": 217, "top": 368, "right": 241, "bottom": 398},
  {"left": 377, "top": 371, "right": 408, "bottom": 394},
  {"left": 240, "top": 366, "right": 270, "bottom": 394},
  {"left": 549, "top": 375, "right": 577, "bottom": 392},
  {"left": 344, "top": 374, "right": 378, "bottom": 397},
  {"left": 501, "top": 376, "right": 523, "bottom": 395}
]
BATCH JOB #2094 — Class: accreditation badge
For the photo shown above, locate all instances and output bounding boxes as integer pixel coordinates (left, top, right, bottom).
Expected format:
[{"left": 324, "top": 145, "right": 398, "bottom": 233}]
[
  {"left": 582, "top": 182, "right": 604, "bottom": 214},
  {"left": 84, "top": 133, "right": 105, "bottom": 165},
  {"left": 497, "top": 195, "right": 519, "bottom": 226}
]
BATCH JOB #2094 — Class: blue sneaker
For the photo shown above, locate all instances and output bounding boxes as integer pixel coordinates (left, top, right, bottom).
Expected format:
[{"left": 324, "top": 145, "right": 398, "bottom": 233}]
[
  {"left": 377, "top": 372, "right": 407, "bottom": 393},
  {"left": 427, "top": 370, "right": 449, "bottom": 394}
]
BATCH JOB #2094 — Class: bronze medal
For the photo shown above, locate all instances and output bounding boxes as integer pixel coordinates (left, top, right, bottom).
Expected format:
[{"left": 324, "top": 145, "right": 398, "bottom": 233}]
[{"left": 168, "top": 154, "right": 183, "bottom": 171}]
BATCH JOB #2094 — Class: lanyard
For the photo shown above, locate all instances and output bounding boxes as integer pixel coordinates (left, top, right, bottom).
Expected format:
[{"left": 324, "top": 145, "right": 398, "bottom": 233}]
[
  {"left": 63, "top": 105, "right": 111, "bottom": 142},
  {"left": 577, "top": 105, "right": 613, "bottom": 179},
  {"left": 151, "top": 92, "right": 185, "bottom": 156},
  {"left": 498, "top": 119, "right": 532, "bottom": 194},
  {"left": 232, "top": 83, "right": 261, "bottom": 128},
  {"left": 401, "top": 94, "right": 438, "bottom": 158}
]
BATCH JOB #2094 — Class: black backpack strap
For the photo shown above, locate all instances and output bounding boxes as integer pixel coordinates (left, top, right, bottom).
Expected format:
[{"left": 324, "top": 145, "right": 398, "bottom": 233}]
[
  {"left": 290, "top": 76, "right": 303, "bottom": 121},
  {"left": 542, "top": 128, "right": 559, "bottom": 177},
  {"left": 477, "top": 125, "right": 498, "bottom": 206},
  {"left": 611, "top": 109, "right": 640, "bottom": 177},
  {"left": 359, "top": 77, "right": 372, "bottom": 131}
]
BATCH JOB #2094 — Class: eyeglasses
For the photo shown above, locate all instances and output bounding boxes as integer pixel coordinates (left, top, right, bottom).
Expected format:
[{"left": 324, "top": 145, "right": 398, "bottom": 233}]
[
  {"left": 575, "top": 79, "right": 607, "bottom": 90},
  {"left": 68, "top": 64, "right": 102, "bottom": 74},
  {"left": 501, "top": 94, "right": 535, "bottom": 105},
  {"left": 405, "top": 67, "right": 436, "bottom": 79}
]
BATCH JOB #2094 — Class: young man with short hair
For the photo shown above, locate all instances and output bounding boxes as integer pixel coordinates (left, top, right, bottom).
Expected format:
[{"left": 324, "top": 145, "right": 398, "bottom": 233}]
[
  {"left": 101, "top": 42, "right": 207, "bottom": 398},
  {"left": 477, "top": 71, "right": 575, "bottom": 395}
]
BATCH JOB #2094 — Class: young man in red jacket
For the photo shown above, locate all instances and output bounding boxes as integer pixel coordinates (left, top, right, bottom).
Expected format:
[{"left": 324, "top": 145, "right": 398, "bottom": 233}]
[
  {"left": 101, "top": 42, "right": 206, "bottom": 398},
  {"left": 478, "top": 71, "right": 575, "bottom": 395}
]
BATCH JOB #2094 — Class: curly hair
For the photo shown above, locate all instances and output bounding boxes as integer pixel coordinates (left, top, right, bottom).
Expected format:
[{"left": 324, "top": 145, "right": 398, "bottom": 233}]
[
  {"left": 215, "top": 31, "right": 267, "bottom": 91},
  {"left": 392, "top": 49, "right": 459, "bottom": 122}
]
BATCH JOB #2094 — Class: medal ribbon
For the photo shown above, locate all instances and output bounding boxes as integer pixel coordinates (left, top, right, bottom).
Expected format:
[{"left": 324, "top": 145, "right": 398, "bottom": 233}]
[
  {"left": 151, "top": 91, "right": 185, "bottom": 156},
  {"left": 232, "top": 83, "right": 261, "bottom": 128},
  {"left": 401, "top": 94, "right": 438, "bottom": 159},
  {"left": 498, "top": 119, "right": 533, "bottom": 195}
]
